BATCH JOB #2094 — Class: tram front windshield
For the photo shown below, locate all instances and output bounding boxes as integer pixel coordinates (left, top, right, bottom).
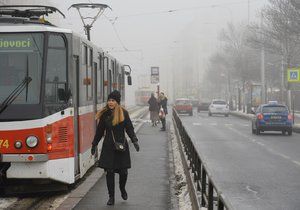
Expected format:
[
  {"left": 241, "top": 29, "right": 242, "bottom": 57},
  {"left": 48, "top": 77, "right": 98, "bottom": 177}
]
[{"left": 0, "top": 33, "right": 43, "bottom": 105}]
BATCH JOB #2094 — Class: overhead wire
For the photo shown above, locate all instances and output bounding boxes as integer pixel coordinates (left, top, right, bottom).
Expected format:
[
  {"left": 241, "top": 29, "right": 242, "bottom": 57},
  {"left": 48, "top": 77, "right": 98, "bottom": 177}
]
[
  {"left": 103, "top": 14, "right": 129, "bottom": 51},
  {"left": 107, "top": 0, "right": 262, "bottom": 20}
]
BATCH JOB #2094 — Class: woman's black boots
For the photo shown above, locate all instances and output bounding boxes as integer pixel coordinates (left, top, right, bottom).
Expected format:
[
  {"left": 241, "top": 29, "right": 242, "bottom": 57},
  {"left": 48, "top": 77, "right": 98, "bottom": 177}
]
[
  {"left": 106, "top": 171, "right": 115, "bottom": 205},
  {"left": 119, "top": 170, "right": 128, "bottom": 200}
]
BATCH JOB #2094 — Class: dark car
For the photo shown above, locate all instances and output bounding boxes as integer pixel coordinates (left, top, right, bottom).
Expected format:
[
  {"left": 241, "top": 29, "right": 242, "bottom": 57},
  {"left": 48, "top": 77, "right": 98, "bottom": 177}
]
[
  {"left": 197, "top": 102, "right": 210, "bottom": 112},
  {"left": 251, "top": 102, "right": 293, "bottom": 135}
]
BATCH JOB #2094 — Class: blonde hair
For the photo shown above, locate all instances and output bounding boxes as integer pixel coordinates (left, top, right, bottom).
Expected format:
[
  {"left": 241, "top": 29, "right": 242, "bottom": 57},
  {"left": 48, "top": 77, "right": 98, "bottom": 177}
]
[{"left": 95, "top": 104, "right": 125, "bottom": 126}]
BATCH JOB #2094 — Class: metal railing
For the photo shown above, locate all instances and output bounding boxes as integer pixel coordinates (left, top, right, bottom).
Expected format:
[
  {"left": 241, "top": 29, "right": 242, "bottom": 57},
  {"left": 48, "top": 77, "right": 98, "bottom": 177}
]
[{"left": 173, "top": 109, "right": 233, "bottom": 210}]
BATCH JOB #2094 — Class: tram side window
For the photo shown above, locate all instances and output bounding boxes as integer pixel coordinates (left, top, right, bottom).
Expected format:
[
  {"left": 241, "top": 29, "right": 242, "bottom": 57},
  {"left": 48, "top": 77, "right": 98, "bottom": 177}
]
[
  {"left": 87, "top": 48, "right": 93, "bottom": 101},
  {"left": 45, "top": 34, "right": 67, "bottom": 105},
  {"left": 96, "top": 59, "right": 103, "bottom": 103},
  {"left": 108, "top": 70, "right": 112, "bottom": 94}
]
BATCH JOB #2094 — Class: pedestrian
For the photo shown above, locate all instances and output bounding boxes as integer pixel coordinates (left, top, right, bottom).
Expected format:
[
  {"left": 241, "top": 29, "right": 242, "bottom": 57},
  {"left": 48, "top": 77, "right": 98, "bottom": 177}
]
[
  {"left": 148, "top": 93, "right": 159, "bottom": 126},
  {"left": 91, "top": 90, "right": 140, "bottom": 206},
  {"left": 158, "top": 92, "right": 168, "bottom": 131}
]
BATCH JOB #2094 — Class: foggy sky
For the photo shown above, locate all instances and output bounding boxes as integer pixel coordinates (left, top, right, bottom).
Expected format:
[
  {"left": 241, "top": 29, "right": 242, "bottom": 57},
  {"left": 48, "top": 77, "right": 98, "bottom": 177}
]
[{"left": 3, "top": 0, "right": 269, "bottom": 104}]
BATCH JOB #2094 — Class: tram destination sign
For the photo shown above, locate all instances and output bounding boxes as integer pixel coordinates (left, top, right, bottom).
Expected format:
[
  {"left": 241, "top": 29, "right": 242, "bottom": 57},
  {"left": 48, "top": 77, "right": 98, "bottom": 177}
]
[{"left": 0, "top": 34, "right": 35, "bottom": 50}]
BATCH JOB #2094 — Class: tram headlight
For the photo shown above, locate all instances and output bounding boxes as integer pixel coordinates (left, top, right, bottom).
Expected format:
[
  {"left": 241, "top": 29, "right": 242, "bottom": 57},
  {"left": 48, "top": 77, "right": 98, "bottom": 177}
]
[
  {"left": 26, "top": 136, "right": 39, "bottom": 148},
  {"left": 14, "top": 141, "right": 22, "bottom": 149}
]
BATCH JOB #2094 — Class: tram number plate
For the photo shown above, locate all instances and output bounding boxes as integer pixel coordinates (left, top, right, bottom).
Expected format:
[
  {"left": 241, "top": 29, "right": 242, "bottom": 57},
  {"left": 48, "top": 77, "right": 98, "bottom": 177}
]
[{"left": 0, "top": 139, "right": 9, "bottom": 149}]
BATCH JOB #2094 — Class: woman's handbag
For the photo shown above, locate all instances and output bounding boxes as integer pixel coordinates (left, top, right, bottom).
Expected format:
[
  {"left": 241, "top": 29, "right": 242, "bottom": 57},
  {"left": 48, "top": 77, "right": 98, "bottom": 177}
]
[
  {"left": 111, "top": 130, "right": 126, "bottom": 152},
  {"left": 159, "top": 107, "right": 165, "bottom": 119}
]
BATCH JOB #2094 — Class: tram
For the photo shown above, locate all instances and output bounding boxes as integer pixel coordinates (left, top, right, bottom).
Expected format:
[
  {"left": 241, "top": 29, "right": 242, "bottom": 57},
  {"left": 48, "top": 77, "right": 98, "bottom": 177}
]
[
  {"left": 135, "top": 88, "right": 153, "bottom": 106},
  {"left": 0, "top": 5, "right": 132, "bottom": 192}
]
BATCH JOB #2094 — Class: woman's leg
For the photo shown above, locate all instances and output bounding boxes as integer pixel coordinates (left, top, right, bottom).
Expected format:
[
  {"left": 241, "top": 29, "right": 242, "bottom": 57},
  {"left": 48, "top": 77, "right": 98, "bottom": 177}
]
[
  {"left": 119, "top": 169, "right": 128, "bottom": 200},
  {"left": 106, "top": 170, "right": 115, "bottom": 205}
]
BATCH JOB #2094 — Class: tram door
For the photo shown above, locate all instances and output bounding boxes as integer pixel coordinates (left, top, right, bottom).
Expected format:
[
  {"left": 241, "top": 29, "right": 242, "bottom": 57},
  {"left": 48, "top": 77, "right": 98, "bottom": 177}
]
[{"left": 73, "top": 55, "right": 80, "bottom": 177}]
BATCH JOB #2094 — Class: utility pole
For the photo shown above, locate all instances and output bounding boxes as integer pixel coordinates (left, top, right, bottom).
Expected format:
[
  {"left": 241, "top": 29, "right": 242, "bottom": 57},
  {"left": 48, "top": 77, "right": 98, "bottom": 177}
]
[
  {"left": 248, "top": 0, "right": 250, "bottom": 24},
  {"left": 261, "top": 13, "right": 266, "bottom": 104},
  {"left": 281, "top": 53, "right": 285, "bottom": 104}
]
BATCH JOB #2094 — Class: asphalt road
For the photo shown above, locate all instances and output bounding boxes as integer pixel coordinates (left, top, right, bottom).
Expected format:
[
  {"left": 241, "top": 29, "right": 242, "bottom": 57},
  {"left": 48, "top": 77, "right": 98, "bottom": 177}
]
[{"left": 180, "top": 109, "right": 300, "bottom": 210}]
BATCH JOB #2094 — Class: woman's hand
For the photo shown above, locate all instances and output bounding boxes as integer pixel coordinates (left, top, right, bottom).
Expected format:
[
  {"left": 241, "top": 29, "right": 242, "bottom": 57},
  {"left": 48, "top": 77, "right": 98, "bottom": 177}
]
[{"left": 133, "top": 142, "right": 140, "bottom": 152}]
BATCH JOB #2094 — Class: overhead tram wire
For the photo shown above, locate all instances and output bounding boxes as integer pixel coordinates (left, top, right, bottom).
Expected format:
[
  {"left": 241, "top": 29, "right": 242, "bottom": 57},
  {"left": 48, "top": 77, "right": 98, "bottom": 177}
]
[
  {"left": 103, "top": 15, "right": 129, "bottom": 52},
  {"left": 107, "top": 0, "right": 261, "bottom": 20}
]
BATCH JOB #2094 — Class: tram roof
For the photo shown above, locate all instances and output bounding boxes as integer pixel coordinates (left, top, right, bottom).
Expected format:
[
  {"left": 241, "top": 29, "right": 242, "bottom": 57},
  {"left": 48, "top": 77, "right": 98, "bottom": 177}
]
[{"left": 0, "top": 24, "right": 72, "bottom": 34}]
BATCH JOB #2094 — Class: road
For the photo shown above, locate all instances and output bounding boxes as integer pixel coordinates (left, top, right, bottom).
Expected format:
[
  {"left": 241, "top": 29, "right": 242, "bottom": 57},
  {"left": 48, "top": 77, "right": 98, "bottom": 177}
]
[{"left": 180, "top": 110, "right": 300, "bottom": 210}]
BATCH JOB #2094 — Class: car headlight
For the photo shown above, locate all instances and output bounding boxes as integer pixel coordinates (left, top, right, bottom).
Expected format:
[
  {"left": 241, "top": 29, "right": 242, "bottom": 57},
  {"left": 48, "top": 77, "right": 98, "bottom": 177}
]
[
  {"left": 14, "top": 141, "right": 22, "bottom": 149},
  {"left": 26, "top": 136, "right": 39, "bottom": 148}
]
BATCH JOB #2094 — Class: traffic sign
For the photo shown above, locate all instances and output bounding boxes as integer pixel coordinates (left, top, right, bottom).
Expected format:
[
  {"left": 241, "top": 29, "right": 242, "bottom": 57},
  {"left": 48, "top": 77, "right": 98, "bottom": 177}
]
[
  {"left": 287, "top": 69, "right": 300, "bottom": 82},
  {"left": 150, "top": 67, "right": 159, "bottom": 84}
]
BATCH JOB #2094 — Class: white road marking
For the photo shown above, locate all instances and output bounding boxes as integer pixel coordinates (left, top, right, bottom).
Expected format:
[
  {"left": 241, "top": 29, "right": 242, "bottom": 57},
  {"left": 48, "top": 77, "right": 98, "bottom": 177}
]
[
  {"left": 278, "top": 154, "right": 291, "bottom": 160},
  {"left": 292, "top": 160, "right": 300, "bottom": 166},
  {"left": 257, "top": 142, "right": 265, "bottom": 146},
  {"left": 209, "top": 123, "right": 217, "bottom": 126},
  {"left": 243, "top": 124, "right": 249, "bottom": 127},
  {"left": 193, "top": 123, "right": 202, "bottom": 126},
  {"left": 225, "top": 124, "right": 233, "bottom": 126},
  {"left": 226, "top": 126, "right": 299, "bottom": 167},
  {"left": 246, "top": 186, "right": 260, "bottom": 200}
]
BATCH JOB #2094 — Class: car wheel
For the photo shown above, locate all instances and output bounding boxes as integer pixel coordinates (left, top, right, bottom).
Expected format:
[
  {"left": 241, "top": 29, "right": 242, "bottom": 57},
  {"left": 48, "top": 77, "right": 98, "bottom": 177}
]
[
  {"left": 288, "top": 130, "right": 292, "bottom": 136},
  {"left": 282, "top": 130, "right": 286, "bottom": 135}
]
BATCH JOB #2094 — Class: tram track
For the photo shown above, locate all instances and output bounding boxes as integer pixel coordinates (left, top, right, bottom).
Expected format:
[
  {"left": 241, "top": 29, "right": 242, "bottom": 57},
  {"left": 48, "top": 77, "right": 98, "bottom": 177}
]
[{"left": 1, "top": 106, "right": 148, "bottom": 210}]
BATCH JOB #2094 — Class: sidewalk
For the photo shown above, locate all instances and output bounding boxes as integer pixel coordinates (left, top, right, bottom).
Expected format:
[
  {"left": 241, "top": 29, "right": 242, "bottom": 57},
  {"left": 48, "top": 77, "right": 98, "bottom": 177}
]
[{"left": 72, "top": 123, "right": 171, "bottom": 210}]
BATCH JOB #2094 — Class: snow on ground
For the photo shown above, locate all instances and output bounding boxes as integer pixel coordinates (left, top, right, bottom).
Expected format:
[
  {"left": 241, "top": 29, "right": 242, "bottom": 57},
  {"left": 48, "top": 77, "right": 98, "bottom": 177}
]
[
  {"left": 170, "top": 124, "right": 192, "bottom": 210},
  {"left": 0, "top": 198, "right": 18, "bottom": 209}
]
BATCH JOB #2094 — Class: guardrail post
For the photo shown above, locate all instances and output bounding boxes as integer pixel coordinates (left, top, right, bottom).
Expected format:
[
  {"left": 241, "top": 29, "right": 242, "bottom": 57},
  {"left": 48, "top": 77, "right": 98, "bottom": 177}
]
[
  {"left": 196, "top": 157, "right": 201, "bottom": 191},
  {"left": 201, "top": 167, "right": 206, "bottom": 207},
  {"left": 218, "top": 198, "right": 224, "bottom": 210},
  {"left": 208, "top": 180, "right": 214, "bottom": 210}
]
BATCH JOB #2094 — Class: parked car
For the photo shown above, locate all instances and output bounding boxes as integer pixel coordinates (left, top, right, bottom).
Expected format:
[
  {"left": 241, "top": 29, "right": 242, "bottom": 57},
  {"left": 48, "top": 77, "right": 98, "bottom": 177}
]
[
  {"left": 208, "top": 99, "right": 229, "bottom": 117},
  {"left": 251, "top": 102, "right": 293, "bottom": 135},
  {"left": 174, "top": 98, "right": 193, "bottom": 116},
  {"left": 197, "top": 101, "right": 210, "bottom": 112}
]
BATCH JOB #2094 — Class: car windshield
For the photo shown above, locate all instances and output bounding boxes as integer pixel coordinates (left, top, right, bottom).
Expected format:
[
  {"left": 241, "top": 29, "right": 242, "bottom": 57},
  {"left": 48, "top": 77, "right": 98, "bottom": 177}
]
[
  {"left": 176, "top": 100, "right": 190, "bottom": 105},
  {"left": 262, "top": 106, "right": 288, "bottom": 113},
  {"left": 0, "top": 33, "right": 44, "bottom": 105},
  {"left": 212, "top": 101, "right": 226, "bottom": 105}
]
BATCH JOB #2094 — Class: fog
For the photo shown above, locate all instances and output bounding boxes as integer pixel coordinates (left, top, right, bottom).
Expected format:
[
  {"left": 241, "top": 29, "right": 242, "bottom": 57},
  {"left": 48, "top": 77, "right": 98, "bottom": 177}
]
[{"left": 3, "top": 0, "right": 268, "bottom": 105}]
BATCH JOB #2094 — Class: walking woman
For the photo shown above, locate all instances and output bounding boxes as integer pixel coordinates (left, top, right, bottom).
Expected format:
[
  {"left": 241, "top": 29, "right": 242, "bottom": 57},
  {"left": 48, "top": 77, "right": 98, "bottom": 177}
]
[
  {"left": 148, "top": 93, "right": 159, "bottom": 126},
  {"left": 158, "top": 92, "right": 168, "bottom": 131},
  {"left": 91, "top": 90, "right": 140, "bottom": 205}
]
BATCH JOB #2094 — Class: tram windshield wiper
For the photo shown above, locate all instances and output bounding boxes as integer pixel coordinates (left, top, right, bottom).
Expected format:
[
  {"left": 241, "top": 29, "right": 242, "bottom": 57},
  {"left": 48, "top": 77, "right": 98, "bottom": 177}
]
[{"left": 0, "top": 76, "right": 32, "bottom": 115}]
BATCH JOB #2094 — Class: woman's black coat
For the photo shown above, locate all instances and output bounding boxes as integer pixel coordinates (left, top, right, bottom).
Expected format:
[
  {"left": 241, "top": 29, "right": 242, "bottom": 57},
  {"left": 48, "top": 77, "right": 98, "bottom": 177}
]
[{"left": 92, "top": 108, "right": 138, "bottom": 169}]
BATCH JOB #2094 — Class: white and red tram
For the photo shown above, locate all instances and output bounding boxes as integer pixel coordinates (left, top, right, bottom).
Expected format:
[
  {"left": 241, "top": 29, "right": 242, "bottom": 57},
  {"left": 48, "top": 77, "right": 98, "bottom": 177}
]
[{"left": 0, "top": 6, "right": 131, "bottom": 192}]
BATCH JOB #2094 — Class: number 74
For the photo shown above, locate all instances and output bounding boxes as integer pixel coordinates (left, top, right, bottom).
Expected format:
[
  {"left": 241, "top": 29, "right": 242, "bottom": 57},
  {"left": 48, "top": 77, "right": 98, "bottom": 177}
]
[{"left": 0, "top": 139, "right": 9, "bottom": 148}]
